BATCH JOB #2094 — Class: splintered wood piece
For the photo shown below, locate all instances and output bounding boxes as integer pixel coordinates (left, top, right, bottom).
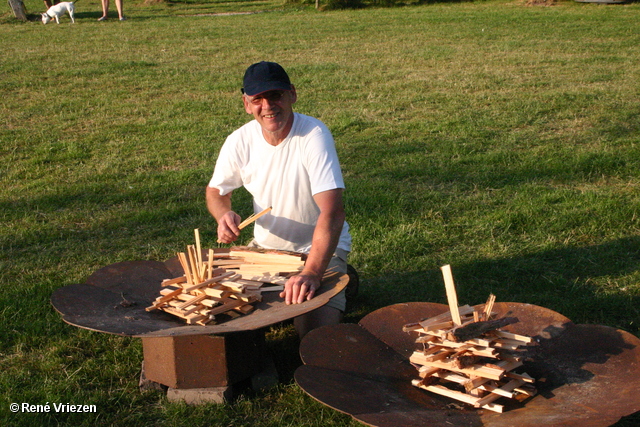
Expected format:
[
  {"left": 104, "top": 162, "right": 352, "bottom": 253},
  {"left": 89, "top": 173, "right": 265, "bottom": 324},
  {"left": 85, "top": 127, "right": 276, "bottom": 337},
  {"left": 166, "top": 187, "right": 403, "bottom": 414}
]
[
  {"left": 176, "top": 294, "right": 207, "bottom": 310},
  {"left": 473, "top": 378, "right": 525, "bottom": 408},
  {"left": 162, "top": 276, "right": 187, "bottom": 287},
  {"left": 416, "top": 335, "right": 439, "bottom": 344},
  {"left": 145, "top": 287, "right": 183, "bottom": 311},
  {"left": 229, "top": 248, "right": 302, "bottom": 261},
  {"left": 417, "top": 365, "right": 441, "bottom": 379},
  {"left": 448, "top": 317, "right": 520, "bottom": 342},
  {"left": 421, "top": 321, "right": 454, "bottom": 332},
  {"left": 514, "top": 383, "right": 537, "bottom": 396},
  {"left": 237, "top": 273, "right": 290, "bottom": 285},
  {"left": 493, "top": 338, "right": 529, "bottom": 350},
  {"left": 504, "top": 371, "right": 535, "bottom": 384},
  {"left": 491, "top": 330, "right": 534, "bottom": 344},
  {"left": 205, "top": 299, "right": 247, "bottom": 316},
  {"left": 440, "top": 265, "right": 462, "bottom": 326},
  {"left": 464, "top": 375, "right": 491, "bottom": 392},
  {"left": 233, "top": 304, "right": 255, "bottom": 314},
  {"left": 201, "top": 287, "right": 230, "bottom": 300},
  {"left": 182, "top": 303, "right": 206, "bottom": 316},
  {"left": 182, "top": 271, "right": 236, "bottom": 293},
  {"left": 409, "top": 358, "right": 506, "bottom": 381},
  {"left": 483, "top": 293, "right": 496, "bottom": 321},
  {"left": 403, "top": 305, "right": 475, "bottom": 332}
]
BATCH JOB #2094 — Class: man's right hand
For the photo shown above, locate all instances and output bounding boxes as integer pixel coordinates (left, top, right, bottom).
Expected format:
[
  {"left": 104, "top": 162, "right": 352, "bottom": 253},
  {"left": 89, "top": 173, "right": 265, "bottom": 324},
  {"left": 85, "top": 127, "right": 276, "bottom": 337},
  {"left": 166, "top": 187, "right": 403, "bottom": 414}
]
[{"left": 217, "top": 211, "right": 241, "bottom": 243}]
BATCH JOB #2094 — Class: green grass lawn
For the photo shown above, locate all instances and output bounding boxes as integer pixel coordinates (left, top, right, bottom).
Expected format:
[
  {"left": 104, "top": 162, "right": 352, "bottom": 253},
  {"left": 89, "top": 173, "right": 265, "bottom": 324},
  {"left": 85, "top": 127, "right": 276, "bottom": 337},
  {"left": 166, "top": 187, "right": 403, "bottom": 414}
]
[{"left": 2, "top": 0, "right": 640, "bottom": 425}]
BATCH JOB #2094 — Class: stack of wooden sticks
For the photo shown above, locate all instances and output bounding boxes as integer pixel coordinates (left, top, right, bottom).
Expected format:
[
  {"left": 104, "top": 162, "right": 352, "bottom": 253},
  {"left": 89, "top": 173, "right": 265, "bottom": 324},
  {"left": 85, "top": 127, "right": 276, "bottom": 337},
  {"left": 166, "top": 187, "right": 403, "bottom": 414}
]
[
  {"left": 146, "top": 229, "right": 305, "bottom": 325},
  {"left": 404, "top": 265, "right": 537, "bottom": 413}
]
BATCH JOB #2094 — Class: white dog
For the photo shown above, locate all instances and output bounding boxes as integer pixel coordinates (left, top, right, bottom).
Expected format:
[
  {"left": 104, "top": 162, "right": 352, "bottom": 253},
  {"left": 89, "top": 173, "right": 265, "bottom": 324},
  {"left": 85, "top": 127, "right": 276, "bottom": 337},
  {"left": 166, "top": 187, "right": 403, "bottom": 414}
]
[{"left": 41, "top": 1, "right": 76, "bottom": 24}]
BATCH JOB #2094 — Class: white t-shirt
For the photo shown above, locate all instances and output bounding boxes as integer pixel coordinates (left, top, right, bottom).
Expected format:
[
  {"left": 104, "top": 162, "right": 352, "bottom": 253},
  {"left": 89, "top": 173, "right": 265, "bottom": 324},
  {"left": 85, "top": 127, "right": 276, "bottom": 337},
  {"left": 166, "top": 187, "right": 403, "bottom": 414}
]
[{"left": 208, "top": 113, "right": 351, "bottom": 254}]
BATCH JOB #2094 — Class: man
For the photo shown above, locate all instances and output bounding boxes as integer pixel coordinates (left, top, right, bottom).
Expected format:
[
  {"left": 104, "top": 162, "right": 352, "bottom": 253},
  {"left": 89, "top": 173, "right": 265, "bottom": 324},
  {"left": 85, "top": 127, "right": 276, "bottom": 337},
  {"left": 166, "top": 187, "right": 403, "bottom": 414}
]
[{"left": 206, "top": 61, "right": 352, "bottom": 338}]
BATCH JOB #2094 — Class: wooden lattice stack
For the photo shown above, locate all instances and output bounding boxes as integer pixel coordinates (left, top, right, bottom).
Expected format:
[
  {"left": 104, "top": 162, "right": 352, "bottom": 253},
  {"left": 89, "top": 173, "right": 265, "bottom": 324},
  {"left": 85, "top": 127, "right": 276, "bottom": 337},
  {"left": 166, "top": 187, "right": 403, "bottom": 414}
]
[
  {"left": 404, "top": 265, "right": 537, "bottom": 413},
  {"left": 146, "top": 229, "right": 305, "bottom": 325}
]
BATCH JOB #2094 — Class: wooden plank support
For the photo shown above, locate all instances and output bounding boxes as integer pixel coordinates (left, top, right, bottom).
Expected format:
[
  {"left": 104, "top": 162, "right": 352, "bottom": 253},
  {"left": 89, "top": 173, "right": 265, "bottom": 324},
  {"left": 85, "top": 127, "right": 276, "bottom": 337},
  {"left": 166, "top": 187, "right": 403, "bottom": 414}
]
[{"left": 412, "top": 380, "right": 504, "bottom": 413}]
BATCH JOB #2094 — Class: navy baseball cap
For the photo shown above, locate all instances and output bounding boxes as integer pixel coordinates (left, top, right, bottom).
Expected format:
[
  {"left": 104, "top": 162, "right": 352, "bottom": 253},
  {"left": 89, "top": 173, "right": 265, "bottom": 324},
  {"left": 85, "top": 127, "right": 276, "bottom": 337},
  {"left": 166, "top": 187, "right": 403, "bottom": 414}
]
[{"left": 241, "top": 61, "right": 292, "bottom": 96}]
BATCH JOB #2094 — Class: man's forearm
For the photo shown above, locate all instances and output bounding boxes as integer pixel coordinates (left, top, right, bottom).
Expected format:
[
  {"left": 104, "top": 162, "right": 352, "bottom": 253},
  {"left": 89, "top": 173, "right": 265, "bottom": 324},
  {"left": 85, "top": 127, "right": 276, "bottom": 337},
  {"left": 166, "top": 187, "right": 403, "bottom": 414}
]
[
  {"left": 205, "top": 186, "right": 232, "bottom": 221},
  {"left": 302, "top": 208, "right": 345, "bottom": 278}
]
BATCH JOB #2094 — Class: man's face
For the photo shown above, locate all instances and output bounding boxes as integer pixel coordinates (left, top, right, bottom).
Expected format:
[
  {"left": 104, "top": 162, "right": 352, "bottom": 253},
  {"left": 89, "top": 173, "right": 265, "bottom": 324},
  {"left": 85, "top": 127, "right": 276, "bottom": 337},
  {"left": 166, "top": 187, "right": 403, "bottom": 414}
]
[{"left": 243, "top": 87, "right": 297, "bottom": 143}]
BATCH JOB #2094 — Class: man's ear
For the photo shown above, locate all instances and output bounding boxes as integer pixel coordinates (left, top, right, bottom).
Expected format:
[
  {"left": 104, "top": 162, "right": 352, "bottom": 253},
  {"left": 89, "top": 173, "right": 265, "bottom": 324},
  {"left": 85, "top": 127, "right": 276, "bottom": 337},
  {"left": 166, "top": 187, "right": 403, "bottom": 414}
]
[{"left": 243, "top": 95, "right": 253, "bottom": 115}]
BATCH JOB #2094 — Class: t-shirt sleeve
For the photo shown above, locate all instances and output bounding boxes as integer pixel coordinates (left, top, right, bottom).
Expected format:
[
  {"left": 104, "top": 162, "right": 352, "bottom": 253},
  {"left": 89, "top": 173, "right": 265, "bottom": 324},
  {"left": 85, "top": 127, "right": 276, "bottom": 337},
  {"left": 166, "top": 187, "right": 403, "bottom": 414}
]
[
  {"left": 208, "top": 136, "right": 243, "bottom": 196},
  {"left": 304, "top": 123, "right": 345, "bottom": 196}
]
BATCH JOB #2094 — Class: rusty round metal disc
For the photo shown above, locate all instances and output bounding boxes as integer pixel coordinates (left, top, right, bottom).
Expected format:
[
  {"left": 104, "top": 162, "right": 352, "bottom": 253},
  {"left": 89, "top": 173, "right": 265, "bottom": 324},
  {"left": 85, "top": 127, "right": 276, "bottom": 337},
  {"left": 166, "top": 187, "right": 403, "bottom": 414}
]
[
  {"left": 296, "top": 302, "right": 640, "bottom": 427},
  {"left": 51, "top": 257, "right": 348, "bottom": 337}
]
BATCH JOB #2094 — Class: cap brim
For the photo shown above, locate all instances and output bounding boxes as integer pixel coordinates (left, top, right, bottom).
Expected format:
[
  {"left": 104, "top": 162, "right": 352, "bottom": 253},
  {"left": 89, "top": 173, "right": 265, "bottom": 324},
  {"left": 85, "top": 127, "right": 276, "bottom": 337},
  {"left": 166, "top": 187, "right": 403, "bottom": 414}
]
[{"left": 242, "top": 82, "right": 293, "bottom": 97}]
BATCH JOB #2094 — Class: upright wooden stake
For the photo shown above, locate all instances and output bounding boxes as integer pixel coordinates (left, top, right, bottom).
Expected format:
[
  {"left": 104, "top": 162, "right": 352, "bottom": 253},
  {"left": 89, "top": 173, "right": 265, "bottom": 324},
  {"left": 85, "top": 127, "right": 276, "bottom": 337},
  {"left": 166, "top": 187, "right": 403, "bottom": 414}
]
[
  {"left": 441, "top": 265, "right": 462, "bottom": 326},
  {"left": 194, "top": 229, "right": 203, "bottom": 273},
  {"left": 178, "top": 252, "right": 193, "bottom": 285},
  {"left": 207, "top": 248, "right": 214, "bottom": 280}
]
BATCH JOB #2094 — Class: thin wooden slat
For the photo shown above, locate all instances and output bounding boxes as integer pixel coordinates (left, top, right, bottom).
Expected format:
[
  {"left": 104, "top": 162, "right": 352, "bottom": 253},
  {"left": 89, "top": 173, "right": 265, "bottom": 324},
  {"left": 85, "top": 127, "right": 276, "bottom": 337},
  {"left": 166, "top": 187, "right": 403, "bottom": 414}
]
[
  {"left": 194, "top": 229, "right": 203, "bottom": 273},
  {"left": 187, "top": 245, "right": 201, "bottom": 283},
  {"left": 176, "top": 294, "right": 207, "bottom": 310},
  {"left": 178, "top": 252, "right": 193, "bottom": 285},
  {"left": 182, "top": 271, "right": 236, "bottom": 293},
  {"left": 162, "top": 276, "right": 187, "bottom": 287},
  {"left": 412, "top": 380, "right": 504, "bottom": 413},
  {"left": 492, "top": 330, "right": 534, "bottom": 344},
  {"left": 440, "top": 265, "right": 462, "bottom": 326},
  {"left": 145, "top": 287, "right": 183, "bottom": 311},
  {"left": 238, "top": 206, "right": 272, "bottom": 229},
  {"left": 207, "top": 248, "right": 214, "bottom": 280},
  {"left": 473, "top": 378, "right": 524, "bottom": 408},
  {"left": 182, "top": 303, "right": 206, "bottom": 316},
  {"left": 409, "top": 356, "right": 505, "bottom": 381}
]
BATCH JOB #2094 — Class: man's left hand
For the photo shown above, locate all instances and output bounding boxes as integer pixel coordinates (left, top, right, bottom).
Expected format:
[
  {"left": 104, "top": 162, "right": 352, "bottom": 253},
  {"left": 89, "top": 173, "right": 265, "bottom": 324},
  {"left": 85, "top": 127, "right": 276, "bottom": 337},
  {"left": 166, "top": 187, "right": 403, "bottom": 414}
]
[{"left": 280, "top": 273, "right": 321, "bottom": 304}]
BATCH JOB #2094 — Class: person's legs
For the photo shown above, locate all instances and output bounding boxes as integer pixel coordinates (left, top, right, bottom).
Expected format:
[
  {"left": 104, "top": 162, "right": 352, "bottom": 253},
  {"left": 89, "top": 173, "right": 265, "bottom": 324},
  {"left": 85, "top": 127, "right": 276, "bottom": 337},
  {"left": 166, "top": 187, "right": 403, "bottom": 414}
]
[
  {"left": 294, "top": 248, "right": 349, "bottom": 339},
  {"left": 114, "top": 0, "right": 124, "bottom": 20},
  {"left": 294, "top": 304, "right": 343, "bottom": 339},
  {"left": 98, "top": 0, "right": 108, "bottom": 20}
]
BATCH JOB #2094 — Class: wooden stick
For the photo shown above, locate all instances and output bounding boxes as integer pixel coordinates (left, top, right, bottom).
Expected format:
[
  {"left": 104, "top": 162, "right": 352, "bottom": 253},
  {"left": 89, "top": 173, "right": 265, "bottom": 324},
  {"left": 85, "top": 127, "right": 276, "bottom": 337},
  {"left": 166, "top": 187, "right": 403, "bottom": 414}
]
[
  {"left": 441, "top": 265, "right": 462, "bottom": 326},
  {"left": 207, "top": 248, "right": 214, "bottom": 280},
  {"left": 183, "top": 271, "right": 236, "bottom": 293},
  {"left": 238, "top": 206, "right": 272, "bottom": 230},
  {"left": 178, "top": 252, "right": 194, "bottom": 285},
  {"left": 146, "top": 287, "right": 183, "bottom": 311},
  {"left": 176, "top": 294, "right": 207, "bottom": 310},
  {"left": 187, "top": 245, "right": 201, "bottom": 283},
  {"left": 216, "top": 207, "right": 274, "bottom": 243},
  {"left": 194, "top": 229, "right": 203, "bottom": 276},
  {"left": 162, "top": 276, "right": 187, "bottom": 287},
  {"left": 483, "top": 294, "right": 496, "bottom": 321}
]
